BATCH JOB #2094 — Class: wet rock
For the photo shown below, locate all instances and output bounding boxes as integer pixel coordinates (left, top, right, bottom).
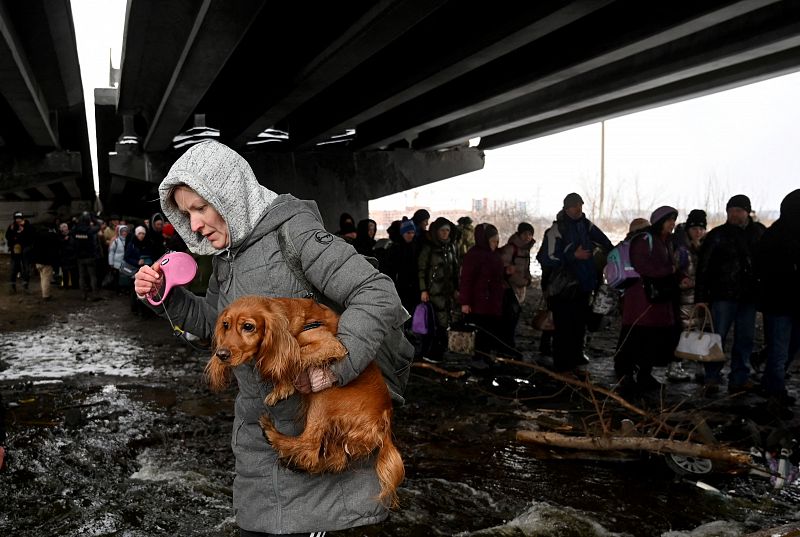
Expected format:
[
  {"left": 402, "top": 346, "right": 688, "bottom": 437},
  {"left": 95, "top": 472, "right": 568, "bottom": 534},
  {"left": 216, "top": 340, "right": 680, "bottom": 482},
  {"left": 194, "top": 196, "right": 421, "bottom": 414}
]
[{"left": 64, "top": 408, "right": 86, "bottom": 428}]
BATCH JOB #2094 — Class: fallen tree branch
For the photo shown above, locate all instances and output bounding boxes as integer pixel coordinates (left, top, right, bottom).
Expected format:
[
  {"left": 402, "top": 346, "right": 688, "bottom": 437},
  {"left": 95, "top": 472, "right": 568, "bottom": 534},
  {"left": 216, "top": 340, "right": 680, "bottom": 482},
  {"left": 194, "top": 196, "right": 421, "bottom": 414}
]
[
  {"left": 411, "top": 362, "right": 466, "bottom": 378},
  {"left": 494, "top": 356, "right": 691, "bottom": 439},
  {"left": 516, "top": 430, "right": 752, "bottom": 466}
]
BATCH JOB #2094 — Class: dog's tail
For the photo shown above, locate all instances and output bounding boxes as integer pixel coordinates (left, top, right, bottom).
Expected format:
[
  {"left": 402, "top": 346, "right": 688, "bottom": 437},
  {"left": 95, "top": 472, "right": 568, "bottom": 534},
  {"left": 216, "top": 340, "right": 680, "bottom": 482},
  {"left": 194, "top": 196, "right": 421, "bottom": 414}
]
[{"left": 376, "top": 409, "right": 405, "bottom": 508}]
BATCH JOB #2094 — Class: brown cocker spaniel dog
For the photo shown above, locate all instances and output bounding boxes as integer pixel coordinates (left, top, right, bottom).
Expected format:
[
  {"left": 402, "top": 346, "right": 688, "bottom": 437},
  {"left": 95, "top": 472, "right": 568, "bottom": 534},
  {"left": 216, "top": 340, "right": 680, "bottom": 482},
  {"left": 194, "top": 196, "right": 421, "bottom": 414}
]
[{"left": 207, "top": 295, "right": 404, "bottom": 507}]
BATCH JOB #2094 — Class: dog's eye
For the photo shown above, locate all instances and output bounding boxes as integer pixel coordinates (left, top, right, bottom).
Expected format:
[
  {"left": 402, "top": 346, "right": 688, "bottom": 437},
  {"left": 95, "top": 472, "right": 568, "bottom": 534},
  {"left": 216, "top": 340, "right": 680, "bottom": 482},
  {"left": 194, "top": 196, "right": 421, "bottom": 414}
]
[
  {"left": 222, "top": 321, "right": 229, "bottom": 330},
  {"left": 242, "top": 322, "right": 255, "bottom": 332}
]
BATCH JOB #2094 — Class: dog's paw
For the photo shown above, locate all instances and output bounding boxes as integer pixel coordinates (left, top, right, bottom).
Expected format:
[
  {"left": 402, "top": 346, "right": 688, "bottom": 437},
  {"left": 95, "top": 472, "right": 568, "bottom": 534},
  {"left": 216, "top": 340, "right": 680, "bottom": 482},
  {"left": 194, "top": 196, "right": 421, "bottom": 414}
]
[
  {"left": 265, "top": 383, "right": 295, "bottom": 406},
  {"left": 259, "top": 415, "right": 277, "bottom": 437}
]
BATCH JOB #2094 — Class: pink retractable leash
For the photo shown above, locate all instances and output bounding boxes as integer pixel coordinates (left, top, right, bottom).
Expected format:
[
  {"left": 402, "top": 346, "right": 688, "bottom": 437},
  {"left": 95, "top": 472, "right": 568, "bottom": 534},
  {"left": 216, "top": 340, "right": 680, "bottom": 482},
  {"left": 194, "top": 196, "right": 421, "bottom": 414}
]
[{"left": 146, "top": 251, "right": 198, "bottom": 306}]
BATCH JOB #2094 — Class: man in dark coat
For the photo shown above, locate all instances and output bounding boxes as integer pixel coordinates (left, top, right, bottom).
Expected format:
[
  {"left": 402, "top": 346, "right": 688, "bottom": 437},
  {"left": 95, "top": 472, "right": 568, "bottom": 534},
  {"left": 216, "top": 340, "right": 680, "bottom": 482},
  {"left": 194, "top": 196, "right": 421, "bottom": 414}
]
[
  {"left": 537, "top": 193, "right": 613, "bottom": 374},
  {"left": 6, "top": 211, "right": 34, "bottom": 293},
  {"left": 695, "top": 194, "right": 765, "bottom": 393},
  {"left": 72, "top": 212, "right": 101, "bottom": 301},
  {"left": 755, "top": 189, "right": 800, "bottom": 408},
  {"left": 31, "top": 221, "right": 61, "bottom": 300}
]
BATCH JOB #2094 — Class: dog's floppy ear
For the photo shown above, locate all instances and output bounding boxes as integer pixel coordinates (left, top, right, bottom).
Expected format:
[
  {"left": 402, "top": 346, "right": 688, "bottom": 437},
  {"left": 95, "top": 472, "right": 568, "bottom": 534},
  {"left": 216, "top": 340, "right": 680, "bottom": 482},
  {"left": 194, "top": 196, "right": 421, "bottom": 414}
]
[{"left": 257, "top": 306, "right": 302, "bottom": 380}]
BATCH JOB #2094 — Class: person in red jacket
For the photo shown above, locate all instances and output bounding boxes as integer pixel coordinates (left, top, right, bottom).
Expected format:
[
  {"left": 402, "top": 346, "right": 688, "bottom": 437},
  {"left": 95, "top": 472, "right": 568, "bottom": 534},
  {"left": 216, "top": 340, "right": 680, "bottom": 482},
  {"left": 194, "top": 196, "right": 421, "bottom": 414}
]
[
  {"left": 460, "top": 223, "right": 506, "bottom": 369},
  {"left": 615, "top": 206, "right": 685, "bottom": 392}
]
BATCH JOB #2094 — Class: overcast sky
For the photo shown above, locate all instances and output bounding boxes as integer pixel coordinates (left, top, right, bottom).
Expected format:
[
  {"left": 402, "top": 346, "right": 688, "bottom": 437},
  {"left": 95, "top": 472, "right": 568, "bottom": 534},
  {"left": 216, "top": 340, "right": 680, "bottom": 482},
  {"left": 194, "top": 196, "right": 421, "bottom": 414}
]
[
  {"left": 71, "top": 0, "right": 799, "bottom": 218},
  {"left": 372, "top": 71, "right": 800, "bottom": 219}
]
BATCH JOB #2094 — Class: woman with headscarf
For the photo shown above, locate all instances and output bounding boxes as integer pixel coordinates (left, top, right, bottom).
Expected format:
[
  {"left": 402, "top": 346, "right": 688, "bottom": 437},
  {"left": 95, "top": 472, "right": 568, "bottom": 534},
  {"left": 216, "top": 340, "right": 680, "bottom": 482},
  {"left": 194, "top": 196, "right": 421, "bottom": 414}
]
[
  {"left": 353, "top": 218, "right": 377, "bottom": 257},
  {"left": 460, "top": 223, "right": 505, "bottom": 368},
  {"left": 107, "top": 224, "right": 129, "bottom": 294},
  {"left": 133, "top": 140, "right": 412, "bottom": 536},
  {"left": 125, "top": 225, "right": 154, "bottom": 315},
  {"left": 615, "top": 206, "right": 684, "bottom": 392}
]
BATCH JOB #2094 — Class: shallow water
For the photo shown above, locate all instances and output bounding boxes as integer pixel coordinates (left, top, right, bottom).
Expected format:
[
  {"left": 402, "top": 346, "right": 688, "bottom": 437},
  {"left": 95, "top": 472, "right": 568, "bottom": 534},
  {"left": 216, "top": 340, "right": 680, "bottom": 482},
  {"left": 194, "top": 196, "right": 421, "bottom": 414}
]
[{"left": 1, "top": 314, "right": 799, "bottom": 536}]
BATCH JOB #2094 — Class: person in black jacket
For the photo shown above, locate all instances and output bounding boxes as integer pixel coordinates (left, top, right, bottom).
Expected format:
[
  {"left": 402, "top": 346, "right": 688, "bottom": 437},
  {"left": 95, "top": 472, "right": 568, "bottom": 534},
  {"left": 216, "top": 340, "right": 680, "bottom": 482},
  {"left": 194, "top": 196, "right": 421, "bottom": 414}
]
[
  {"left": 6, "top": 211, "right": 34, "bottom": 293},
  {"left": 695, "top": 194, "right": 765, "bottom": 393},
  {"left": 31, "top": 221, "right": 61, "bottom": 300},
  {"left": 72, "top": 212, "right": 101, "bottom": 301},
  {"left": 754, "top": 189, "right": 800, "bottom": 408}
]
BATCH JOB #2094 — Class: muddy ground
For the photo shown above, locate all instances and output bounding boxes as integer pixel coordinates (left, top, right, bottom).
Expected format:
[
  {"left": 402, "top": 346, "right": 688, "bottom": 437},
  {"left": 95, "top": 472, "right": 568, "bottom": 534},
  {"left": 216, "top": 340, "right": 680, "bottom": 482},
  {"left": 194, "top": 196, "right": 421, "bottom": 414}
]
[{"left": 1, "top": 257, "right": 799, "bottom": 536}]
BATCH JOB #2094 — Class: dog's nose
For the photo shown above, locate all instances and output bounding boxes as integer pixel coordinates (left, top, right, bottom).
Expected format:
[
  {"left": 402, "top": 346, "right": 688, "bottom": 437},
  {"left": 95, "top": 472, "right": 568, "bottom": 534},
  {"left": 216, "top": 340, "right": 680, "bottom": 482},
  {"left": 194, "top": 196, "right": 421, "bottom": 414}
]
[{"left": 216, "top": 348, "right": 231, "bottom": 362}]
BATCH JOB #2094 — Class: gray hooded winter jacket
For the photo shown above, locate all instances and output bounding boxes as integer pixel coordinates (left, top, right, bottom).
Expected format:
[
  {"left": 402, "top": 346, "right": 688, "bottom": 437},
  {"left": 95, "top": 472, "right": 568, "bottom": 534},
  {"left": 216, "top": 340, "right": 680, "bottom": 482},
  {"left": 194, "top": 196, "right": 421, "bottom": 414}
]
[{"left": 154, "top": 140, "right": 412, "bottom": 533}]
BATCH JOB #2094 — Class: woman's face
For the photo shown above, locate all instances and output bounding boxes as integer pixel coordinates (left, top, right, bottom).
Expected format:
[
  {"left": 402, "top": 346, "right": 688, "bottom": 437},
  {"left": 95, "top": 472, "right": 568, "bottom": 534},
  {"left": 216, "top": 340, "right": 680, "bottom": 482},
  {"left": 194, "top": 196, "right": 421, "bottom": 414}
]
[
  {"left": 437, "top": 226, "right": 450, "bottom": 242},
  {"left": 173, "top": 186, "right": 229, "bottom": 249},
  {"left": 402, "top": 230, "right": 415, "bottom": 243},
  {"left": 488, "top": 235, "right": 500, "bottom": 251},
  {"left": 662, "top": 217, "right": 677, "bottom": 234},
  {"left": 368, "top": 221, "right": 376, "bottom": 238},
  {"left": 688, "top": 226, "right": 706, "bottom": 242}
]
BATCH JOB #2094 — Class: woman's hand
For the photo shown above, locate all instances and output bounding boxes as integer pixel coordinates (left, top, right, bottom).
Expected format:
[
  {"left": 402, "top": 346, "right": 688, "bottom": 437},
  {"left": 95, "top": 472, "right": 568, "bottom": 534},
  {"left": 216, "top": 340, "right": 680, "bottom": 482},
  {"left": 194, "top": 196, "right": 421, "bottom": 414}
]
[
  {"left": 421, "top": 291, "right": 430, "bottom": 303},
  {"left": 134, "top": 262, "right": 163, "bottom": 299}
]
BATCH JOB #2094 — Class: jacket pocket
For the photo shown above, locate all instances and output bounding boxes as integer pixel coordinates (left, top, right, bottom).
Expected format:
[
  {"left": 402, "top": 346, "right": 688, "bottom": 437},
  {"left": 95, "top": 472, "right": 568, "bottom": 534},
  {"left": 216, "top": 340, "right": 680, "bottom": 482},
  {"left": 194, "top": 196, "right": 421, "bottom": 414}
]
[{"left": 232, "top": 417, "right": 245, "bottom": 448}]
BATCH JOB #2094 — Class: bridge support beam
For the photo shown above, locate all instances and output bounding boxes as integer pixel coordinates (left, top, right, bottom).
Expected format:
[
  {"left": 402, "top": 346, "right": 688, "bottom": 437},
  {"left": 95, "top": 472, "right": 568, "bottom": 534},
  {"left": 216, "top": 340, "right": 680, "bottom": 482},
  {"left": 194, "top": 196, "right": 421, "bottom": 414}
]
[{"left": 106, "top": 147, "right": 484, "bottom": 230}]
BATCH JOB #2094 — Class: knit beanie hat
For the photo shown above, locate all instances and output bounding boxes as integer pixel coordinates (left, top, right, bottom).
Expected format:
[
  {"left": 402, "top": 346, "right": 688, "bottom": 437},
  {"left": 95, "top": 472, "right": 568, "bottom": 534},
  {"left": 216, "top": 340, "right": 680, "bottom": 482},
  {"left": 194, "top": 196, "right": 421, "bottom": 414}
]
[
  {"left": 650, "top": 206, "right": 678, "bottom": 226},
  {"left": 726, "top": 194, "right": 751, "bottom": 213},
  {"left": 563, "top": 192, "right": 584, "bottom": 209},
  {"left": 685, "top": 209, "right": 707, "bottom": 229},
  {"left": 412, "top": 209, "right": 430, "bottom": 226},
  {"left": 457, "top": 216, "right": 472, "bottom": 226},
  {"left": 399, "top": 218, "right": 416, "bottom": 235},
  {"left": 517, "top": 222, "right": 534, "bottom": 234},
  {"left": 135, "top": 225, "right": 147, "bottom": 236}
]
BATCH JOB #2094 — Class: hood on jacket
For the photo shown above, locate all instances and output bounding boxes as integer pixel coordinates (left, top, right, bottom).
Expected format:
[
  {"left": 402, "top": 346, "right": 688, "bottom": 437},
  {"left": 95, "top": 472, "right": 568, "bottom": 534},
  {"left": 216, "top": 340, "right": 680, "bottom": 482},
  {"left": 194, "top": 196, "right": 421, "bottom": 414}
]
[
  {"left": 356, "top": 219, "right": 377, "bottom": 241},
  {"left": 158, "top": 140, "right": 278, "bottom": 256},
  {"left": 473, "top": 223, "right": 498, "bottom": 250},
  {"left": 780, "top": 189, "right": 800, "bottom": 229},
  {"left": 428, "top": 217, "right": 452, "bottom": 246}
]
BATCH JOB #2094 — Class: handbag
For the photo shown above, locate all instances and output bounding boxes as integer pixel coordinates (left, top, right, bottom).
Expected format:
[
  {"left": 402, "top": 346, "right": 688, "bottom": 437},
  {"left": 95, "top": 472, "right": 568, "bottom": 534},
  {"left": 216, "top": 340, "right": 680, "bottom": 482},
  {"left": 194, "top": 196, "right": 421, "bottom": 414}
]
[
  {"left": 591, "top": 284, "right": 619, "bottom": 315},
  {"left": 546, "top": 266, "right": 579, "bottom": 300},
  {"left": 532, "top": 299, "right": 555, "bottom": 331},
  {"left": 119, "top": 261, "right": 139, "bottom": 278},
  {"left": 411, "top": 302, "right": 435, "bottom": 336},
  {"left": 447, "top": 323, "right": 476, "bottom": 355},
  {"left": 674, "top": 304, "right": 725, "bottom": 362}
]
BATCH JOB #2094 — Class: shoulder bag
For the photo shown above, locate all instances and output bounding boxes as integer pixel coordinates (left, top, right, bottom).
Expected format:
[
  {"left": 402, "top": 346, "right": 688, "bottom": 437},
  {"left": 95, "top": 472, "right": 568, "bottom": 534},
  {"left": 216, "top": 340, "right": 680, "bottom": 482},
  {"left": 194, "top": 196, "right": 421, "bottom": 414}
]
[{"left": 674, "top": 304, "right": 725, "bottom": 362}]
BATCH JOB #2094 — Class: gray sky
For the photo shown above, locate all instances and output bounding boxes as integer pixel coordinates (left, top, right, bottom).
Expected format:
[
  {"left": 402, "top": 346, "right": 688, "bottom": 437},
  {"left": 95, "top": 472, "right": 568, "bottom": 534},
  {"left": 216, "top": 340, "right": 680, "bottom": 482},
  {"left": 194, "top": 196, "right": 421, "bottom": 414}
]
[
  {"left": 373, "top": 70, "right": 800, "bottom": 218},
  {"left": 70, "top": 0, "right": 799, "bottom": 218}
]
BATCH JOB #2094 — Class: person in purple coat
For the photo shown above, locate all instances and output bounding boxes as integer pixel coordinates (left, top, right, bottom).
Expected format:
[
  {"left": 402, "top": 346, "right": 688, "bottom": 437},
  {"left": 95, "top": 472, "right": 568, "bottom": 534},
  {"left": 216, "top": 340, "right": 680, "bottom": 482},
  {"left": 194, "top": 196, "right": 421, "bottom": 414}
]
[
  {"left": 615, "top": 206, "right": 685, "bottom": 392},
  {"left": 460, "top": 223, "right": 506, "bottom": 368}
]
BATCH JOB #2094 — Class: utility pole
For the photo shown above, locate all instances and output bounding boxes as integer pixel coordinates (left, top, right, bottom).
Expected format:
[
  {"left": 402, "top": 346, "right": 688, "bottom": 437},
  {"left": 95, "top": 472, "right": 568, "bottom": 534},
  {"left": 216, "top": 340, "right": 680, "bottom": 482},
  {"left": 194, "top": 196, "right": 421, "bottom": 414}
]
[{"left": 599, "top": 120, "right": 605, "bottom": 221}]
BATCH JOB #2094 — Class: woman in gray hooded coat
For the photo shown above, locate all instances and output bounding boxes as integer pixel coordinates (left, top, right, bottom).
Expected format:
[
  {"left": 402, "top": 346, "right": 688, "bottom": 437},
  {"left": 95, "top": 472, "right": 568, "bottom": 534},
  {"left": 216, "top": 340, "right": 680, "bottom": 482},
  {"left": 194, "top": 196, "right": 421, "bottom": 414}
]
[{"left": 134, "top": 140, "right": 412, "bottom": 536}]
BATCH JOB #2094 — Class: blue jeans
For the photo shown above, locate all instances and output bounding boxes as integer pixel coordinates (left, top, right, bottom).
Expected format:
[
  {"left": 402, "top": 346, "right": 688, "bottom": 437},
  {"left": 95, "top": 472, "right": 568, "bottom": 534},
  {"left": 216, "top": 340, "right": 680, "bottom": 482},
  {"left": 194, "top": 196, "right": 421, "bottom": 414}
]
[
  {"left": 703, "top": 300, "right": 756, "bottom": 386},
  {"left": 762, "top": 313, "right": 800, "bottom": 395}
]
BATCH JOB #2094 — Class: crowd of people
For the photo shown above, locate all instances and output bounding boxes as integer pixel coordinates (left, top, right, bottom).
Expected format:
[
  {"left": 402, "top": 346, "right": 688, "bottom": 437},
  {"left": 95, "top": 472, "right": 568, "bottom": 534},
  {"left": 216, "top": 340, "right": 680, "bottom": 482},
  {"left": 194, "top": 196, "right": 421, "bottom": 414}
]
[
  {"left": 5, "top": 209, "right": 186, "bottom": 314},
  {"left": 6, "top": 187, "right": 798, "bottom": 416},
  {"left": 341, "top": 189, "right": 799, "bottom": 418}
]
